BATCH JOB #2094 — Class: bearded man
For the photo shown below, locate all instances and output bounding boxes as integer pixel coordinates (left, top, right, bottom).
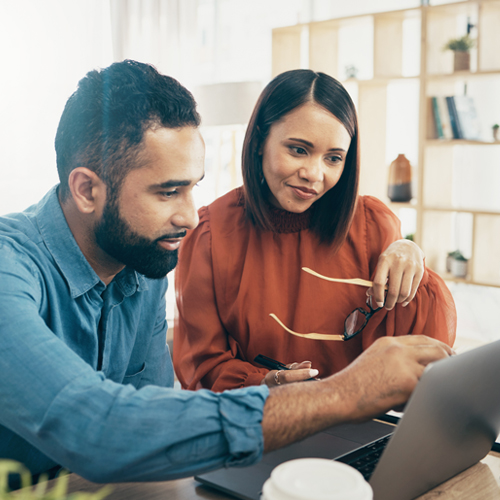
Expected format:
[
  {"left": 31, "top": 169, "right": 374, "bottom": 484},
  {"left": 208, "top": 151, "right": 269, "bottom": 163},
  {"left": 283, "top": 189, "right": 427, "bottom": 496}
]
[{"left": 0, "top": 60, "right": 451, "bottom": 489}]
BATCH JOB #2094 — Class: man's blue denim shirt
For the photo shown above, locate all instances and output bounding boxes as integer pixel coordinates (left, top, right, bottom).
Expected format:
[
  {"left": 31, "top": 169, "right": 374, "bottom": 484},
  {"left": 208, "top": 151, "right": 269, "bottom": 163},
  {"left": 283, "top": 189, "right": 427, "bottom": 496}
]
[{"left": 0, "top": 187, "right": 269, "bottom": 482}]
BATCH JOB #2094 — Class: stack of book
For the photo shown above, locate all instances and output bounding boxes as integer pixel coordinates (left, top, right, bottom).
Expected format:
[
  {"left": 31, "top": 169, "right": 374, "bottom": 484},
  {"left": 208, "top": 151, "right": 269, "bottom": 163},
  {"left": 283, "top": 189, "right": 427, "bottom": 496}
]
[{"left": 431, "top": 95, "right": 481, "bottom": 140}]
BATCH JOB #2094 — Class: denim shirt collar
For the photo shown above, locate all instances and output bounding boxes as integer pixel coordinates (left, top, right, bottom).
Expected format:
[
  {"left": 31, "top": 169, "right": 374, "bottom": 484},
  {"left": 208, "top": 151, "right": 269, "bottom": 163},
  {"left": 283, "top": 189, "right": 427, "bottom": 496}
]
[{"left": 35, "top": 186, "right": 148, "bottom": 299}]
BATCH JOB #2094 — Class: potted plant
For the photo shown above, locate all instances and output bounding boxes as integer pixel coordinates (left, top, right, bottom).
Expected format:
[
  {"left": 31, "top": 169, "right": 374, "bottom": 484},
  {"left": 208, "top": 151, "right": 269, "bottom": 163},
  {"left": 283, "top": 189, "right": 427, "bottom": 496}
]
[
  {"left": 0, "top": 460, "right": 111, "bottom": 500},
  {"left": 344, "top": 65, "right": 359, "bottom": 79},
  {"left": 493, "top": 124, "right": 499, "bottom": 141},
  {"left": 443, "top": 34, "right": 475, "bottom": 72},
  {"left": 446, "top": 250, "right": 460, "bottom": 273},
  {"left": 449, "top": 250, "right": 468, "bottom": 279}
]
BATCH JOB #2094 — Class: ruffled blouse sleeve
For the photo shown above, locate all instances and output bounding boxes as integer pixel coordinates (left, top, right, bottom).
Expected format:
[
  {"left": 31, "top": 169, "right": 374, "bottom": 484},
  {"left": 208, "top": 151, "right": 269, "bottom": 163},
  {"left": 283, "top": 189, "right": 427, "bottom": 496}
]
[
  {"left": 358, "top": 196, "right": 456, "bottom": 348},
  {"left": 174, "top": 206, "right": 268, "bottom": 391}
]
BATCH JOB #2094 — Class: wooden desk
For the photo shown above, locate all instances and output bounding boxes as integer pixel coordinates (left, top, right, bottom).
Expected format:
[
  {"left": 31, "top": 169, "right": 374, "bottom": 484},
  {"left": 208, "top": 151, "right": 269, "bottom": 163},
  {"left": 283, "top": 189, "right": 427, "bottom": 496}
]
[{"left": 33, "top": 451, "right": 500, "bottom": 500}]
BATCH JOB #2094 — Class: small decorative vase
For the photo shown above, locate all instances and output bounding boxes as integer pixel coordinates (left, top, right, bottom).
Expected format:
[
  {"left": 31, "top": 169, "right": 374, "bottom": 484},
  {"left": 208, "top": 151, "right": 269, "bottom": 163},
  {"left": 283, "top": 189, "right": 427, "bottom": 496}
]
[
  {"left": 493, "top": 128, "right": 499, "bottom": 141},
  {"left": 453, "top": 51, "right": 470, "bottom": 72},
  {"left": 388, "top": 154, "right": 412, "bottom": 202}
]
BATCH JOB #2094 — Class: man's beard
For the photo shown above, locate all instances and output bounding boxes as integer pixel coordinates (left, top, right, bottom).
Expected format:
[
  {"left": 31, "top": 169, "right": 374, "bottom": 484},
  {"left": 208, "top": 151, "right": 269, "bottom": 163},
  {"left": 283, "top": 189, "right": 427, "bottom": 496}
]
[{"left": 94, "top": 198, "right": 185, "bottom": 280}]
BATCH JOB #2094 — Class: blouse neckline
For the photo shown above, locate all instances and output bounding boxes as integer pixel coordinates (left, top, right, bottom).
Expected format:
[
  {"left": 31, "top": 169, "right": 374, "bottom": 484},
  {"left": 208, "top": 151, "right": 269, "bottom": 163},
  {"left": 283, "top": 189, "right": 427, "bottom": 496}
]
[
  {"left": 237, "top": 186, "right": 312, "bottom": 234},
  {"left": 267, "top": 204, "right": 312, "bottom": 233}
]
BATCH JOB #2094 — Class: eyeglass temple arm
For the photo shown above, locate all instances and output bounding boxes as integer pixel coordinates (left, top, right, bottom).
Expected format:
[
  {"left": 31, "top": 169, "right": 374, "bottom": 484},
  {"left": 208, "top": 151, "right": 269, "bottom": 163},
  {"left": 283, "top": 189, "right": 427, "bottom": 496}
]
[
  {"left": 302, "top": 267, "right": 388, "bottom": 290},
  {"left": 269, "top": 314, "right": 345, "bottom": 341}
]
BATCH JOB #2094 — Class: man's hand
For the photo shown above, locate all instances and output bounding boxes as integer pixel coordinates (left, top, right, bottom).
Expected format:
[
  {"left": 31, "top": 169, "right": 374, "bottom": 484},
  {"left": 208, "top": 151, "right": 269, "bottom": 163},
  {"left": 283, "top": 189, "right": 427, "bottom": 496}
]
[
  {"left": 261, "top": 335, "right": 452, "bottom": 452},
  {"left": 329, "top": 335, "right": 454, "bottom": 421},
  {"left": 368, "top": 239, "right": 425, "bottom": 310},
  {"left": 261, "top": 361, "right": 319, "bottom": 387}
]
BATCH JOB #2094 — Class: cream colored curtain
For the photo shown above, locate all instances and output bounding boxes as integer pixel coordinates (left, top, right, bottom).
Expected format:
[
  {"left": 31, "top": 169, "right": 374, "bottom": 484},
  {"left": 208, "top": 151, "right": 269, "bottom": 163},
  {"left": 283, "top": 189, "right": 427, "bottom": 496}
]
[
  {"left": 0, "top": 0, "right": 114, "bottom": 215},
  {"left": 109, "top": 0, "right": 198, "bottom": 83}
]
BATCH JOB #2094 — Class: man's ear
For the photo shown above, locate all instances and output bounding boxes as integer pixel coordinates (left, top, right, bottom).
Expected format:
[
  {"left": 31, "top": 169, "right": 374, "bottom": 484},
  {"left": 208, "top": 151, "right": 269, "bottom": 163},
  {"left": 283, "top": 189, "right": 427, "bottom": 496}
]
[{"left": 67, "top": 168, "right": 106, "bottom": 215}]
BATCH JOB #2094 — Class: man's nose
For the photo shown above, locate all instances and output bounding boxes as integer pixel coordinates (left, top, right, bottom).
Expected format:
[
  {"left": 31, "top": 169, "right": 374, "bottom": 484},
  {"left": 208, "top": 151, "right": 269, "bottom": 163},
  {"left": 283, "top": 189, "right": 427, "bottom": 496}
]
[{"left": 171, "top": 193, "right": 199, "bottom": 230}]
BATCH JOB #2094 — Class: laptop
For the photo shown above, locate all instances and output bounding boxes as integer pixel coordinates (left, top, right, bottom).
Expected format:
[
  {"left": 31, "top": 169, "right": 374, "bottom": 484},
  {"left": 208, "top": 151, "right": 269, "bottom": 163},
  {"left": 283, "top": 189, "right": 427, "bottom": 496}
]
[{"left": 195, "top": 338, "right": 500, "bottom": 500}]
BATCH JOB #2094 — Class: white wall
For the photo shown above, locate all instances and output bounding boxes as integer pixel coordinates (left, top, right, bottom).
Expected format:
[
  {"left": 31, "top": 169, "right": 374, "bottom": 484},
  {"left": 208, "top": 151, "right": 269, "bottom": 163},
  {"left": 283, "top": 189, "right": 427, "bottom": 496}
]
[{"left": 0, "top": 0, "right": 114, "bottom": 214}]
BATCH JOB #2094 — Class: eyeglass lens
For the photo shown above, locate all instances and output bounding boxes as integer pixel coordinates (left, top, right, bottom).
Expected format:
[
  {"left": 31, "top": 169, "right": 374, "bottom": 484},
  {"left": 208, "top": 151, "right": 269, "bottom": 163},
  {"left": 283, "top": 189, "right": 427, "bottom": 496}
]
[
  {"left": 345, "top": 309, "right": 369, "bottom": 337},
  {"left": 344, "top": 295, "right": 382, "bottom": 338}
]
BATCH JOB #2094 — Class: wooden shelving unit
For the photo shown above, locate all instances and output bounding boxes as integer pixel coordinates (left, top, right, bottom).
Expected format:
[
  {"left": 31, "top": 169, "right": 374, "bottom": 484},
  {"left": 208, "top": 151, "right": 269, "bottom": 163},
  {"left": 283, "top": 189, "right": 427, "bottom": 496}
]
[{"left": 272, "top": 0, "right": 500, "bottom": 288}]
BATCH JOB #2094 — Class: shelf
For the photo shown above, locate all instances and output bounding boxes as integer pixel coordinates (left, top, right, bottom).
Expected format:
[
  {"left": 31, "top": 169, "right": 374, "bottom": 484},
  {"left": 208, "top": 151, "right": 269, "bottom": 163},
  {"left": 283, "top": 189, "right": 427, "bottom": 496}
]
[
  {"left": 423, "top": 206, "right": 500, "bottom": 216},
  {"left": 426, "top": 69, "right": 500, "bottom": 81},
  {"left": 443, "top": 274, "right": 500, "bottom": 289},
  {"left": 273, "top": 0, "right": 500, "bottom": 289},
  {"left": 426, "top": 0, "right": 478, "bottom": 15},
  {"left": 426, "top": 139, "right": 500, "bottom": 146},
  {"left": 306, "top": 7, "right": 421, "bottom": 28},
  {"left": 342, "top": 76, "right": 420, "bottom": 85},
  {"left": 443, "top": 273, "right": 471, "bottom": 284},
  {"left": 388, "top": 201, "right": 417, "bottom": 209}
]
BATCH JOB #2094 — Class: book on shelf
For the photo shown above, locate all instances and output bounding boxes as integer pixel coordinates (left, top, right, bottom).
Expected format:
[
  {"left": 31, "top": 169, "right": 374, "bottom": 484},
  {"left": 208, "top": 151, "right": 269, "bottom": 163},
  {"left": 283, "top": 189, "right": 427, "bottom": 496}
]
[
  {"left": 452, "top": 95, "right": 481, "bottom": 141},
  {"left": 445, "top": 97, "right": 462, "bottom": 139},
  {"left": 437, "top": 97, "right": 454, "bottom": 140},
  {"left": 431, "top": 95, "right": 481, "bottom": 141},
  {"left": 431, "top": 97, "right": 444, "bottom": 139}
]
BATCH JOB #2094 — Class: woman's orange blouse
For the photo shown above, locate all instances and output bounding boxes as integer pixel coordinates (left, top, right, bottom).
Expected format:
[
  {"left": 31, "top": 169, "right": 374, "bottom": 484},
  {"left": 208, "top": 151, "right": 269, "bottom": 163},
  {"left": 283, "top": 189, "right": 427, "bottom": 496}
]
[{"left": 174, "top": 187, "right": 456, "bottom": 392}]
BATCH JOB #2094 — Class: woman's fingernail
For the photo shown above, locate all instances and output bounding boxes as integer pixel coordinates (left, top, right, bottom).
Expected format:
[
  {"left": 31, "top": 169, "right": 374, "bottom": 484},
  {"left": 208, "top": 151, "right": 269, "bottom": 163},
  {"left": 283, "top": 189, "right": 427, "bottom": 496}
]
[
  {"left": 309, "top": 369, "right": 319, "bottom": 377},
  {"left": 402, "top": 301, "right": 409, "bottom": 307},
  {"left": 376, "top": 301, "right": 384, "bottom": 308}
]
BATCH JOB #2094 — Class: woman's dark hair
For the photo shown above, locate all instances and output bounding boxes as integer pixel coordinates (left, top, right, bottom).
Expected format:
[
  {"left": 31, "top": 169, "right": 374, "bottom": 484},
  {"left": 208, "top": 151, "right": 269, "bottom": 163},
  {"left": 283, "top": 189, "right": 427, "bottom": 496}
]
[
  {"left": 242, "top": 69, "right": 359, "bottom": 250},
  {"left": 55, "top": 60, "right": 201, "bottom": 201}
]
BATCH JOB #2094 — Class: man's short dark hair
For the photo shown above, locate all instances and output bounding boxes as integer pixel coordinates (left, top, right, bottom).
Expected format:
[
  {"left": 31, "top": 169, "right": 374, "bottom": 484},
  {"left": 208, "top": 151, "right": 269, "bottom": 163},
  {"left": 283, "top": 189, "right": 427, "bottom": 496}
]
[{"left": 55, "top": 60, "right": 201, "bottom": 200}]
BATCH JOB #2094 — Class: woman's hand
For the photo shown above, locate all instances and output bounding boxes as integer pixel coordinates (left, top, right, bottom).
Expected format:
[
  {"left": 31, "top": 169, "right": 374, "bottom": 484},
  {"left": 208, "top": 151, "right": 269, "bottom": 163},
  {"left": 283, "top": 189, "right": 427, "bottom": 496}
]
[
  {"left": 261, "top": 361, "right": 319, "bottom": 388},
  {"left": 368, "top": 239, "right": 425, "bottom": 310}
]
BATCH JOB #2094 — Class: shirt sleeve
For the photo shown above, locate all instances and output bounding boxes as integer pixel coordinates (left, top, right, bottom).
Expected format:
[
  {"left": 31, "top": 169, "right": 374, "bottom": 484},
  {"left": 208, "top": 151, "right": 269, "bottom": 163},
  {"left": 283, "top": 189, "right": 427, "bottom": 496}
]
[
  {"left": 358, "top": 197, "right": 457, "bottom": 347},
  {"left": 174, "top": 207, "right": 269, "bottom": 392},
  {"left": 0, "top": 240, "right": 269, "bottom": 483}
]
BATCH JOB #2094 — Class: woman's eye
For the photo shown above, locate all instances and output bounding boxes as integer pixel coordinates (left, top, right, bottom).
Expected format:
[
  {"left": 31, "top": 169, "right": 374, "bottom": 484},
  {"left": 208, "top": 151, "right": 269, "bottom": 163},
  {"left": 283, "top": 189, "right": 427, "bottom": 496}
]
[
  {"left": 290, "top": 146, "right": 307, "bottom": 155},
  {"left": 328, "top": 155, "right": 343, "bottom": 164}
]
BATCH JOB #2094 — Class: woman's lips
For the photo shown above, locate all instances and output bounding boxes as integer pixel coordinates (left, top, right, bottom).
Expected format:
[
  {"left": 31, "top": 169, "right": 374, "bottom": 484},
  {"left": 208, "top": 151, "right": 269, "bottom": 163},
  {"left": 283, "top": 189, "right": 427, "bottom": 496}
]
[{"left": 289, "top": 185, "right": 318, "bottom": 200}]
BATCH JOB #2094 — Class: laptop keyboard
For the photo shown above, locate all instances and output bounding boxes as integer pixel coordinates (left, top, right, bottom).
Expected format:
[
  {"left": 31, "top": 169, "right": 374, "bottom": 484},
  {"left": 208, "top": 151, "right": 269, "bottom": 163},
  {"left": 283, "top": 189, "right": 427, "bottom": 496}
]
[{"left": 336, "top": 435, "right": 391, "bottom": 480}]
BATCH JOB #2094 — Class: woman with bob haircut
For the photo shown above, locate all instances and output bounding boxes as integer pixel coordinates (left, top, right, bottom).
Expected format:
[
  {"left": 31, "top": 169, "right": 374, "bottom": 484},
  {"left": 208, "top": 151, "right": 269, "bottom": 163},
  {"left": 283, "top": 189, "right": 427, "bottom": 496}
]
[{"left": 174, "top": 69, "right": 456, "bottom": 391}]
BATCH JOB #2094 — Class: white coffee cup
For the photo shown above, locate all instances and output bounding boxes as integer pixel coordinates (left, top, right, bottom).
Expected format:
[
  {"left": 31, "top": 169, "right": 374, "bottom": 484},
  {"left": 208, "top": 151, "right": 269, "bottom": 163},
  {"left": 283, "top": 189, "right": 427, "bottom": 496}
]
[{"left": 261, "top": 458, "right": 373, "bottom": 500}]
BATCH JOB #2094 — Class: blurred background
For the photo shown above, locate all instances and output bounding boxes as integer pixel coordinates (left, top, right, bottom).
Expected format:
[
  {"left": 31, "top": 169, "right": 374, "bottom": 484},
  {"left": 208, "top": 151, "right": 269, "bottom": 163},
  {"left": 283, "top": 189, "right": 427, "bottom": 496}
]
[{"left": 1, "top": 0, "right": 499, "bottom": 347}]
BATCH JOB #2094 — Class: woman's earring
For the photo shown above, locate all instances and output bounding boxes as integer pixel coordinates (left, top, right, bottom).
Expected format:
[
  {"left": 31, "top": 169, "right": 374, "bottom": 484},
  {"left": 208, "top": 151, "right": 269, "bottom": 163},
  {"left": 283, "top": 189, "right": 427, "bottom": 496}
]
[{"left": 260, "top": 176, "right": 265, "bottom": 185}]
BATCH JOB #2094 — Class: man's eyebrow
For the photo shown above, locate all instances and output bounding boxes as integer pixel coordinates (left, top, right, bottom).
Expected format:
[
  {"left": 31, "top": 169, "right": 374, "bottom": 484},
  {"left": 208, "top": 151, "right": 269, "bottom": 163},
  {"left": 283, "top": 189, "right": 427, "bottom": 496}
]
[
  {"left": 152, "top": 180, "right": 190, "bottom": 189},
  {"left": 150, "top": 174, "right": 205, "bottom": 190},
  {"left": 287, "top": 138, "right": 346, "bottom": 152}
]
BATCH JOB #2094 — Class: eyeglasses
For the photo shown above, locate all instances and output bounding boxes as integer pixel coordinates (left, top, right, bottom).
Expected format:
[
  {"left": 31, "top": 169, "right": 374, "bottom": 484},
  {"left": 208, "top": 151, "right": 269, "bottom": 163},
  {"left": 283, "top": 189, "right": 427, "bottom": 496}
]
[
  {"left": 269, "top": 294, "right": 384, "bottom": 342},
  {"left": 269, "top": 268, "right": 387, "bottom": 341},
  {"left": 343, "top": 294, "right": 384, "bottom": 341}
]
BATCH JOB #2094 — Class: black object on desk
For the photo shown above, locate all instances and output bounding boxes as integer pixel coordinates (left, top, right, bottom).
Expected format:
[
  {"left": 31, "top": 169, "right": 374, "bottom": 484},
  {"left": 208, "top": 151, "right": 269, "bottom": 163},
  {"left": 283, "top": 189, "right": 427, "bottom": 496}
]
[{"left": 254, "top": 354, "right": 290, "bottom": 371}]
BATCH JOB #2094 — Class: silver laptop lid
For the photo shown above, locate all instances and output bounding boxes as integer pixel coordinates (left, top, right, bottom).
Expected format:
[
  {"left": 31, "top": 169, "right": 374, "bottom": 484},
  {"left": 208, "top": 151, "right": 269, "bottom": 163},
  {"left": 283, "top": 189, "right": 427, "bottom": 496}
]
[{"left": 370, "top": 339, "right": 500, "bottom": 500}]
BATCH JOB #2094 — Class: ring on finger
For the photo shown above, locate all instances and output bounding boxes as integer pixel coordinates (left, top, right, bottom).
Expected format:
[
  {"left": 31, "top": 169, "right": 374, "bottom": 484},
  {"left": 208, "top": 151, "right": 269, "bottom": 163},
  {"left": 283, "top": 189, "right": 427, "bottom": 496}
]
[{"left": 274, "top": 370, "right": 283, "bottom": 385}]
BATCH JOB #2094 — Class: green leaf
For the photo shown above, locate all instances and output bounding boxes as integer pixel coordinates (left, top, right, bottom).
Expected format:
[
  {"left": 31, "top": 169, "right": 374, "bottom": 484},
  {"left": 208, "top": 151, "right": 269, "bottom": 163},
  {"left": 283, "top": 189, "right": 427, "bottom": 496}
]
[
  {"left": 443, "top": 34, "right": 475, "bottom": 52},
  {"left": 0, "top": 461, "right": 112, "bottom": 500}
]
